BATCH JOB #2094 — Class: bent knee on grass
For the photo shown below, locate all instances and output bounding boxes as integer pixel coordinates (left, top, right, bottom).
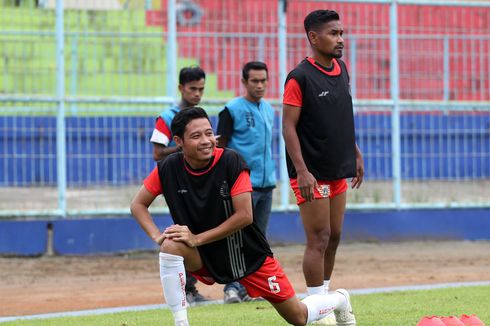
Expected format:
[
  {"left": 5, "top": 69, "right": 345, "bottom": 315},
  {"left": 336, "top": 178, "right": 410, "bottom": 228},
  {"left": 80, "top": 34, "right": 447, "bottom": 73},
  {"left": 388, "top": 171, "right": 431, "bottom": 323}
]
[{"left": 271, "top": 297, "right": 308, "bottom": 326}]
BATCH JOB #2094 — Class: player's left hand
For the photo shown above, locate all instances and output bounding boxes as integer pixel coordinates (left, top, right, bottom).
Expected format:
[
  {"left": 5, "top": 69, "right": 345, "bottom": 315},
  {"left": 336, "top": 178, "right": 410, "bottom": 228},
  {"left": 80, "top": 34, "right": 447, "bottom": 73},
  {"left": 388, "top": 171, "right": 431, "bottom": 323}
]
[
  {"left": 351, "top": 150, "right": 364, "bottom": 189},
  {"left": 164, "top": 224, "right": 198, "bottom": 247}
]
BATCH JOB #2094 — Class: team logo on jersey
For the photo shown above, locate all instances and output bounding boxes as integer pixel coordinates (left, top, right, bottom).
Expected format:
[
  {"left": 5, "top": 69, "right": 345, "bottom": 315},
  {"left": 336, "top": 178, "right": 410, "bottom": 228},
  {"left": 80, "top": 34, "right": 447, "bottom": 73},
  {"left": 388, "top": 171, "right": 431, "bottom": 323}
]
[
  {"left": 317, "top": 184, "right": 331, "bottom": 198},
  {"left": 318, "top": 90, "right": 330, "bottom": 97},
  {"left": 177, "top": 189, "right": 188, "bottom": 194}
]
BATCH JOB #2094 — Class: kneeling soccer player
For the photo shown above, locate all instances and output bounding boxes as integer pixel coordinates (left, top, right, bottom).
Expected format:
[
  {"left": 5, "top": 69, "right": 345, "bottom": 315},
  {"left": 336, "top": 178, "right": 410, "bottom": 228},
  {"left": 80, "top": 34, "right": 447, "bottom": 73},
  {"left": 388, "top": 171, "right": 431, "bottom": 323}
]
[{"left": 130, "top": 107, "right": 356, "bottom": 326}]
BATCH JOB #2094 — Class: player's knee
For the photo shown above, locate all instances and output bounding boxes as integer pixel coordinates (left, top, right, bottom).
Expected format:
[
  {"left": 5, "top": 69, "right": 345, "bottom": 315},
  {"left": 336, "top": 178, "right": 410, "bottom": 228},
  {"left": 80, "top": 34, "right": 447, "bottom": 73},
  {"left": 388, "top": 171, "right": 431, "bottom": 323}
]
[
  {"left": 280, "top": 310, "right": 306, "bottom": 326},
  {"left": 160, "top": 238, "right": 186, "bottom": 255},
  {"left": 307, "top": 229, "right": 331, "bottom": 250},
  {"left": 327, "top": 232, "right": 342, "bottom": 249},
  {"left": 287, "top": 316, "right": 306, "bottom": 326}
]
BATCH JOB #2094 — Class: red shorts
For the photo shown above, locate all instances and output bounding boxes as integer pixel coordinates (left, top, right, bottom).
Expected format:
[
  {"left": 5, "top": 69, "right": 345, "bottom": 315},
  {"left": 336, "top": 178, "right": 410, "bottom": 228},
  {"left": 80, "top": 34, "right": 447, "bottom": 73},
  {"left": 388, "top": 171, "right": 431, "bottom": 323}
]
[
  {"left": 290, "top": 178, "right": 348, "bottom": 205},
  {"left": 191, "top": 256, "right": 295, "bottom": 303}
]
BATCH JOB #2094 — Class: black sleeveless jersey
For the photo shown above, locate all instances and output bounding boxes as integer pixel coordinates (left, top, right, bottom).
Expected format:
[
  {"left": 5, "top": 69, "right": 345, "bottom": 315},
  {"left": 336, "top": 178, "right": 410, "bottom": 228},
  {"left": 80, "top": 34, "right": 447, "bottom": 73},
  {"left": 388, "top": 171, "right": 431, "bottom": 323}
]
[
  {"left": 285, "top": 58, "right": 356, "bottom": 180},
  {"left": 157, "top": 148, "right": 272, "bottom": 284}
]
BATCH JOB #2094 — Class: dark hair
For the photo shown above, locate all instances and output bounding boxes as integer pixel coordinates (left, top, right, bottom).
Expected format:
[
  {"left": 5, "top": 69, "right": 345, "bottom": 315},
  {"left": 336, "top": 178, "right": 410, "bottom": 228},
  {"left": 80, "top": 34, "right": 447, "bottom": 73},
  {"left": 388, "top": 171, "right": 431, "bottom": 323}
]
[
  {"left": 242, "top": 61, "right": 268, "bottom": 81},
  {"left": 171, "top": 107, "right": 211, "bottom": 138},
  {"left": 304, "top": 10, "right": 340, "bottom": 37},
  {"left": 179, "top": 66, "right": 206, "bottom": 85}
]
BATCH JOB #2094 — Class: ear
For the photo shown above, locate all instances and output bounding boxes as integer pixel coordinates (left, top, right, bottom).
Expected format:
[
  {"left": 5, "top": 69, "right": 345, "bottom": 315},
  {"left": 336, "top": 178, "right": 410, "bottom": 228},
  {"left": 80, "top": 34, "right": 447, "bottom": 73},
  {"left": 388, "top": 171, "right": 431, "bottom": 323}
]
[
  {"left": 241, "top": 78, "right": 247, "bottom": 87},
  {"left": 178, "top": 84, "right": 183, "bottom": 93},
  {"left": 174, "top": 135, "right": 183, "bottom": 147},
  {"left": 308, "top": 30, "right": 317, "bottom": 45}
]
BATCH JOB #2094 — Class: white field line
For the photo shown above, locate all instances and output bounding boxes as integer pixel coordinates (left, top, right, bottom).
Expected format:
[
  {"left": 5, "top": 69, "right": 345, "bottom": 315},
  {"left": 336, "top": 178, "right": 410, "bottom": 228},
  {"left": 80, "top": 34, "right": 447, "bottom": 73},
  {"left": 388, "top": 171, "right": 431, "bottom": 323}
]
[{"left": 1, "top": 281, "right": 490, "bottom": 323}]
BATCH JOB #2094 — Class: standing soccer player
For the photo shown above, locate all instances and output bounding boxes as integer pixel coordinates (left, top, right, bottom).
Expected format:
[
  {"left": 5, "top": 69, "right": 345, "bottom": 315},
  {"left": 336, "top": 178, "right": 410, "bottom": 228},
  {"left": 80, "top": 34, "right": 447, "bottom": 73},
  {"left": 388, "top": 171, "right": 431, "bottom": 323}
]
[
  {"left": 282, "top": 9, "right": 364, "bottom": 323},
  {"left": 151, "top": 66, "right": 206, "bottom": 161},
  {"left": 131, "top": 107, "right": 356, "bottom": 326},
  {"left": 150, "top": 66, "right": 208, "bottom": 304},
  {"left": 217, "top": 61, "right": 276, "bottom": 304}
]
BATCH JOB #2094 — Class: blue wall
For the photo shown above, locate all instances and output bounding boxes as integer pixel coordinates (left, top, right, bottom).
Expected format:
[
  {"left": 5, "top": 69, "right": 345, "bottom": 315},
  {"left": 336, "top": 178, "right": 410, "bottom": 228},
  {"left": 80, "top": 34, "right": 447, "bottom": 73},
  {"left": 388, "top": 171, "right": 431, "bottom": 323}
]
[
  {"left": 0, "top": 220, "right": 48, "bottom": 256},
  {"left": 1, "top": 209, "right": 489, "bottom": 256},
  {"left": 1, "top": 113, "right": 489, "bottom": 186}
]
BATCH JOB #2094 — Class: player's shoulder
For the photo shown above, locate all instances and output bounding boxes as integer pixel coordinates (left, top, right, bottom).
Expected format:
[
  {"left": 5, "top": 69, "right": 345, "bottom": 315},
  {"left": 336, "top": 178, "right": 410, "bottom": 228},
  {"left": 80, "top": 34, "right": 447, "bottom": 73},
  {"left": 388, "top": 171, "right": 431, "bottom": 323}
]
[
  {"left": 287, "top": 59, "right": 309, "bottom": 82},
  {"left": 158, "top": 151, "right": 181, "bottom": 170},
  {"left": 225, "top": 97, "right": 245, "bottom": 110},
  {"left": 159, "top": 105, "right": 179, "bottom": 118},
  {"left": 291, "top": 58, "right": 310, "bottom": 73},
  {"left": 261, "top": 99, "right": 274, "bottom": 109},
  {"left": 221, "top": 147, "right": 245, "bottom": 164}
]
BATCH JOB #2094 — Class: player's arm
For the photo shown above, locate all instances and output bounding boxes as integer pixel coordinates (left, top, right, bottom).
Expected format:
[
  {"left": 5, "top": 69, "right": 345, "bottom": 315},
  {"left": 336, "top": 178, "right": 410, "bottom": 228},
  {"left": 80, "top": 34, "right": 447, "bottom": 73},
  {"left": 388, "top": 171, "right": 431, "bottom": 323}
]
[
  {"left": 151, "top": 117, "right": 179, "bottom": 161},
  {"left": 164, "top": 171, "right": 253, "bottom": 247},
  {"left": 282, "top": 104, "right": 317, "bottom": 202},
  {"left": 130, "top": 168, "right": 166, "bottom": 244},
  {"left": 216, "top": 107, "right": 233, "bottom": 148},
  {"left": 164, "top": 192, "right": 253, "bottom": 247},
  {"left": 351, "top": 143, "right": 364, "bottom": 189},
  {"left": 130, "top": 185, "right": 165, "bottom": 244},
  {"left": 152, "top": 143, "right": 181, "bottom": 161},
  {"left": 197, "top": 192, "right": 252, "bottom": 246}
]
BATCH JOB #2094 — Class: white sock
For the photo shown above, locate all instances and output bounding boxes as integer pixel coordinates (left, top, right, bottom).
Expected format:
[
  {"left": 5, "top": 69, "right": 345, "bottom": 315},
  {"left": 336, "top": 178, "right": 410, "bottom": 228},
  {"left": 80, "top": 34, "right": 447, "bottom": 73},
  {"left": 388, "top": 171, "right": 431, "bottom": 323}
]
[
  {"left": 302, "top": 292, "right": 344, "bottom": 324},
  {"left": 324, "top": 279, "right": 331, "bottom": 293},
  {"left": 307, "top": 285, "right": 325, "bottom": 296},
  {"left": 159, "top": 252, "right": 188, "bottom": 324}
]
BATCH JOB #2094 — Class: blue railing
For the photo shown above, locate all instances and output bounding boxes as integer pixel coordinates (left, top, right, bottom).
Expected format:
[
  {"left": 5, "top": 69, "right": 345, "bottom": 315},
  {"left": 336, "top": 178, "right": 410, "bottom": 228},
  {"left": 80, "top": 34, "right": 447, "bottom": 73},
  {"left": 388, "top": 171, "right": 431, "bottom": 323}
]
[{"left": 1, "top": 112, "right": 489, "bottom": 186}]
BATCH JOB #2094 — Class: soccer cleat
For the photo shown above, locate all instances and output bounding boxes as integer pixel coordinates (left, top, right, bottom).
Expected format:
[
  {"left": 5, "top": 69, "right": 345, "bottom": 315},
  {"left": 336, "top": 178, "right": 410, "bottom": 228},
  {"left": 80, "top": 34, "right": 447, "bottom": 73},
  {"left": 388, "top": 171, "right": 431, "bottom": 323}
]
[
  {"left": 334, "top": 289, "right": 356, "bottom": 326},
  {"left": 311, "top": 312, "right": 337, "bottom": 325},
  {"left": 417, "top": 316, "right": 446, "bottom": 326},
  {"left": 459, "top": 314, "right": 485, "bottom": 326},
  {"left": 223, "top": 288, "right": 241, "bottom": 304},
  {"left": 241, "top": 293, "right": 263, "bottom": 302},
  {"left": 440, "top": 316, "right": 465, "bottom": 326},
  {"left": 186, "top": 289, "right": 208, "bottom": 306}
]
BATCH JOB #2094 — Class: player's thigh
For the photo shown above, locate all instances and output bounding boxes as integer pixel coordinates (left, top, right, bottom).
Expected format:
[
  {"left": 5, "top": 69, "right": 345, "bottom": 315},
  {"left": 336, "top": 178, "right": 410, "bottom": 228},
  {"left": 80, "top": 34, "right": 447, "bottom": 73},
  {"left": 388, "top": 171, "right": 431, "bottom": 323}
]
[
  {"left": 329, "top": 192, "right": 347, "bottom": 235},
  {"left": 299, "top": 198, "right": 331, "bottom": 234}
]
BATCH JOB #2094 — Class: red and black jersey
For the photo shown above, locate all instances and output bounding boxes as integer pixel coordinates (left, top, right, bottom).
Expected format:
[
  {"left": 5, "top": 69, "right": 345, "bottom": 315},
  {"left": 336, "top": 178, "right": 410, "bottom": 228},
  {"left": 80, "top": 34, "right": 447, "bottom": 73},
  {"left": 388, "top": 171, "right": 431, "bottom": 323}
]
[
  {"left": 144, "top": 147, "right": 272, "bottom": 284},
  {"left": 283, "top": 57, "right": 356, "bottom": 180}
]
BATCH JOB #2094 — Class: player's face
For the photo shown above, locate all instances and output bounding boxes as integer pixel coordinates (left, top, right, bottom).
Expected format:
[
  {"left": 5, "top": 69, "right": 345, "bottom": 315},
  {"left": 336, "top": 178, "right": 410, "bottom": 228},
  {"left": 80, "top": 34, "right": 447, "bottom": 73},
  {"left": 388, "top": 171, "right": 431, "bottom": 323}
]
[
  {"left": 242, "top": 69, "right": 268, "bottom": 102},
  {"left": 180, "top": 118, "right": 216, "bottom": 169},
  {"left": 179, "top": 78, "right": 205, "bottom": 107},
  {"left": 309, "top": 20, "right": 344, "bottom": 59}
]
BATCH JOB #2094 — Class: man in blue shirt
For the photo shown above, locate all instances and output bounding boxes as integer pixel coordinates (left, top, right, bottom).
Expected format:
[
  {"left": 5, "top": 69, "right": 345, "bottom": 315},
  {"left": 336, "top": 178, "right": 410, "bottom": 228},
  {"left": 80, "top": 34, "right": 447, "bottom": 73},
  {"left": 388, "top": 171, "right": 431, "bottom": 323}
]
[
  {"left": 217, "top": 61, "right": 276, "bottom": 304},
  {"left": 151, "top": 66, "right": 206, "bottom": 161}
]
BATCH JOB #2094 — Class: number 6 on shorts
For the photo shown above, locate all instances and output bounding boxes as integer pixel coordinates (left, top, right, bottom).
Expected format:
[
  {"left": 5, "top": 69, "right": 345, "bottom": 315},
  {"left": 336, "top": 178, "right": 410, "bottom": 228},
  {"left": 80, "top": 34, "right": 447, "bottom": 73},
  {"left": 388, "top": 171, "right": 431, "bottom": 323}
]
[{"left": 268, "top": 276, "right": 280, "bottom": 293}]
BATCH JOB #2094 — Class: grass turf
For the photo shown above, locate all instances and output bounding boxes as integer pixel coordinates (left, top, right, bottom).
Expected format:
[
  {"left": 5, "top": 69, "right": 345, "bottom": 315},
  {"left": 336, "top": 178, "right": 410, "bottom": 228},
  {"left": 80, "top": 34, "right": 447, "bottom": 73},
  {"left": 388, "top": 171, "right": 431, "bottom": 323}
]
[{"left": 2, "top": 286, "right": 489, "bottom": 325}]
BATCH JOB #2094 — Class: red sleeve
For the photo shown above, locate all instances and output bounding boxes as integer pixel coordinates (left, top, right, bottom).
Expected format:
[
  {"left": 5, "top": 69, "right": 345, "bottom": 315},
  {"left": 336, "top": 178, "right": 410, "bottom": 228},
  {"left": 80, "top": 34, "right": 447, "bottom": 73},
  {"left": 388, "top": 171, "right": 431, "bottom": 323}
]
[
  {"left": 143, "top": 167, "right": 162, "bottom": 196},
  {"left": 231, "top": 170, "right": 253, "bottom": 196},
  {"left": 155, "top": 117, "right": 171, "bottom": 139},
  {"left": 283, "top": 78, "right": 303, "bottom": 108}
]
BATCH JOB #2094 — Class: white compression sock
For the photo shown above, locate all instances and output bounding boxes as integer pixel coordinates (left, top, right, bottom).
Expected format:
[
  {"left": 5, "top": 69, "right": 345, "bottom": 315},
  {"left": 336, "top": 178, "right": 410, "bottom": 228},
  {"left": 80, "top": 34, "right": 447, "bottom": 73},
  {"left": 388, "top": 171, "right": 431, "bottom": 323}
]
[
  {"left": 307, "top": 285, "right": 326, "bottom": 296},
  {"left": 301, "top": 292, "right": 345, "bottom": 324},
  {"left": 159, "top": 252, "right": 188, "bottom": 324},
  {"left": 323, "top": 279, "right": 331, "bottom": 293}
]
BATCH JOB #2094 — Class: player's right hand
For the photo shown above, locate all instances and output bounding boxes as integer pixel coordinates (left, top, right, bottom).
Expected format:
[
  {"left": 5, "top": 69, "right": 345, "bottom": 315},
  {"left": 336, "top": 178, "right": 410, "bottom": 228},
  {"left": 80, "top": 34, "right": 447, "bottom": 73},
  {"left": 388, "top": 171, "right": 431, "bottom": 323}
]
[{"left": 297, "top": 169, "right": 317, "bottom": 202}]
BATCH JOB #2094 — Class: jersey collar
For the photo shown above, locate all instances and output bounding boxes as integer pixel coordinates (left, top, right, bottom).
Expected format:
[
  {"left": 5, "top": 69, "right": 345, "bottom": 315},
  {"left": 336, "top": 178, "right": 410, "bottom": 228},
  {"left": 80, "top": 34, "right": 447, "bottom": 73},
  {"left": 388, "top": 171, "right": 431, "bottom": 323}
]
[{"left": 306, "top": 57, "right": 341, "bottom": 76}]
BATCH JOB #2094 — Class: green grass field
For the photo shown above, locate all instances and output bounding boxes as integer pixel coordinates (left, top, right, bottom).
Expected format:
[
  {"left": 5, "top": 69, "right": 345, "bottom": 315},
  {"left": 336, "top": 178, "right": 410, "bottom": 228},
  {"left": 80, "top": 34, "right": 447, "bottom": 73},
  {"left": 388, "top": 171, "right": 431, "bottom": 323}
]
[{"left": 3, "top": 286, "right": 489, "bottom": 326}]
